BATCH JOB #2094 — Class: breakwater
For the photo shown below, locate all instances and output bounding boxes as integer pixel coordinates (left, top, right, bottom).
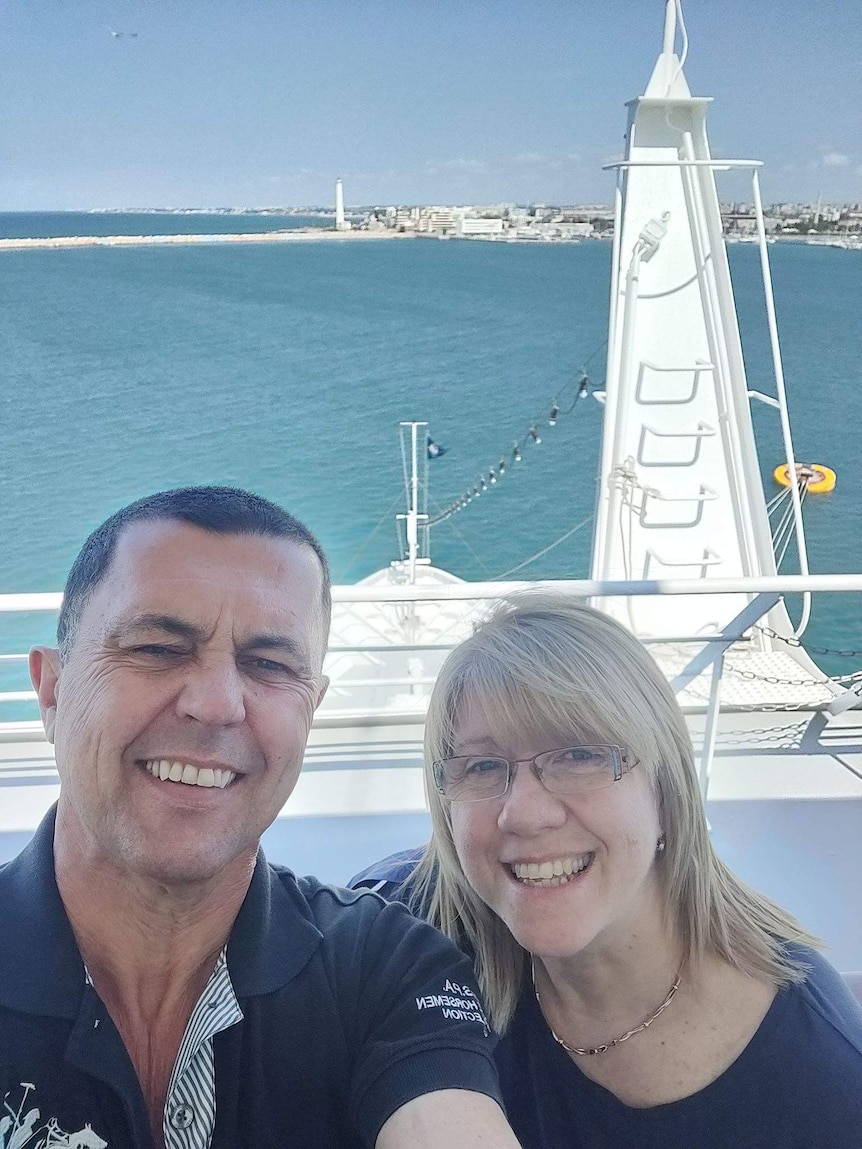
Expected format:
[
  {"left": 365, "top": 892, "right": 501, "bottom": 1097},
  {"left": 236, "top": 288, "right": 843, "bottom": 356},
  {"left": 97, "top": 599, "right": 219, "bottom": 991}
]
[{"left": 0, "top": 228, "right": 406, "bottom": 251}]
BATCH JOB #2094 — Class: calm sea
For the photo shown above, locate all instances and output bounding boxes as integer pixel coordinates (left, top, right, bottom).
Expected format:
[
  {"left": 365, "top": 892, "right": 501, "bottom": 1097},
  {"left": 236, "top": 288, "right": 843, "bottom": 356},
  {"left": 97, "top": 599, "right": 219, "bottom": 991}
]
[{"left": 0, "top": 212, "right": 860, "bottom": 688}]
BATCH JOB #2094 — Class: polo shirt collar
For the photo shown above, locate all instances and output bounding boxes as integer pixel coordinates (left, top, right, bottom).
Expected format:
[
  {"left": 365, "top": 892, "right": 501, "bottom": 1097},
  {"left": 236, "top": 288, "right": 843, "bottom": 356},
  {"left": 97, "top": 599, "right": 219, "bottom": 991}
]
[
  {"left": 0, "top": 805, "right": 85, "bottom": 1019},
  {"left": 226, "top": 849, "right": 323, "bottom": 998},
  {"left": 0, "top": 805, "right": 323, "bottom": 1017}
]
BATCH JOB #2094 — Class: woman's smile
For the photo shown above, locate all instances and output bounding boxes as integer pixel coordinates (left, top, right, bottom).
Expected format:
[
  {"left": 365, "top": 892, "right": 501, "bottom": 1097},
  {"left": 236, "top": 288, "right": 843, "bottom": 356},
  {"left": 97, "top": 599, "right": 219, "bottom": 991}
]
[{"left": 507, "top": 852, "right": 595, "bottom": 887}]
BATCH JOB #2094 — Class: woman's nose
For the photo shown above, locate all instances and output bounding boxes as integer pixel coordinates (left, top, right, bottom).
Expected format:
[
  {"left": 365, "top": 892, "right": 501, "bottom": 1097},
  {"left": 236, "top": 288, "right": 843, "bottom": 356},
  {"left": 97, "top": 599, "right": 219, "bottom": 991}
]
[{"left": 496, "top": 760, "right": 568, "bottom": 834}]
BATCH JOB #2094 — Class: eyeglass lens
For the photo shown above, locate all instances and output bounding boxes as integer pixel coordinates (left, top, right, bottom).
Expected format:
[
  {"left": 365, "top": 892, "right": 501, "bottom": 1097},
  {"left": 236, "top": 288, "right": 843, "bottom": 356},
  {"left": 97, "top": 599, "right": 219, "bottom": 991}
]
[{"left": 437, "top": 746, "right": 624, "bottom": 802}]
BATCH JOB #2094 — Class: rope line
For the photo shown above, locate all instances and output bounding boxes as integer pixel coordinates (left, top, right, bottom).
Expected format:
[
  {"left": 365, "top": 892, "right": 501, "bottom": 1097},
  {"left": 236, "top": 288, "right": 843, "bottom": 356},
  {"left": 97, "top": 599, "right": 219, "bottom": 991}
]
[
  {"left": 427, "top": 497, "right": 497, "bottom": 577},
  {"left": 766, "top": 485, "right": 792, "bottom": 515},
  {"left": 773, "top": 483, "right": 806, "bottom": 569},
  {"left": 492, "top": 514, "right": 595, "bottom": 580},
  {"left": 333, "top": 490, "right": 407, "bottom": 582}
]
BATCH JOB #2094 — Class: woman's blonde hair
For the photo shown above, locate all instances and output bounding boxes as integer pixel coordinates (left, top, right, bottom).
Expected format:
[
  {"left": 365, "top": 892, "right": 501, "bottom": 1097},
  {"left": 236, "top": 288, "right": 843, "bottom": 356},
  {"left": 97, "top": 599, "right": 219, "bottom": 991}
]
[{"left": 413, "top": 591, "right": 817, "bottom": 1031}]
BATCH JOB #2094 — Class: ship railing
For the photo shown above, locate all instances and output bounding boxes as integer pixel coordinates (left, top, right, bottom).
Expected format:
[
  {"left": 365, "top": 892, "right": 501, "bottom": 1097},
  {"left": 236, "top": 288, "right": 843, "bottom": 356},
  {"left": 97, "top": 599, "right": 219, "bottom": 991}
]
[{"left": 2, "top": 574, "right": 862, "bottom": 801}]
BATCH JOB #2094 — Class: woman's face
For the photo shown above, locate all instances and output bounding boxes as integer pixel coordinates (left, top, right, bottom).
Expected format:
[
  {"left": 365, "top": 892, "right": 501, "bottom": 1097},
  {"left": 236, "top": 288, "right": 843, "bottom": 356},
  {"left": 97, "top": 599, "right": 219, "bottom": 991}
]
[{"left": 448, "top": 696, "right": 666, "bottom": 961}]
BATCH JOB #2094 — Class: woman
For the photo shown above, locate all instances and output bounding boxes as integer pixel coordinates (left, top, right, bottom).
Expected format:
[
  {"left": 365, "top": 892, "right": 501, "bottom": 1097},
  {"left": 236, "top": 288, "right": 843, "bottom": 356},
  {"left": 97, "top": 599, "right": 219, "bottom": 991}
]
[{"left": 353, "top": 592, "right": 862, "bottom": 1148}]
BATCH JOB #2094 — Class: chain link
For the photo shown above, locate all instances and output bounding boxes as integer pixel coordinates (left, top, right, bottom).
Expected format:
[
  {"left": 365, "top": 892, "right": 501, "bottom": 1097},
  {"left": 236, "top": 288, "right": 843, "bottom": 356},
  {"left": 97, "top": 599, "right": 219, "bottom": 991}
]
[
  {"left": 717, "top": 698, "right": 830, "bottom": 713},
  {"left": 756, "top": 624, "right": 862, "bottom": 660},
  {"left": 713, "top": 720, "right": 810, "bottom": 745},
  {"left": 725, "top": 665, "right": 827, "bottom": 687},
  {"left": 724, "top": 662, "right": 862, "bottom": 688}
]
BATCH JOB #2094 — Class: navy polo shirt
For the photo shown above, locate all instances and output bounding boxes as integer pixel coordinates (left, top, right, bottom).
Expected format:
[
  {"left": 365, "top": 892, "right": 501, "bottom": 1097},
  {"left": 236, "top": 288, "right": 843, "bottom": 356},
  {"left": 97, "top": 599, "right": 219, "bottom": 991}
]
[{"left": 0, "top": 812, "right": 501, "bottom": 1148}]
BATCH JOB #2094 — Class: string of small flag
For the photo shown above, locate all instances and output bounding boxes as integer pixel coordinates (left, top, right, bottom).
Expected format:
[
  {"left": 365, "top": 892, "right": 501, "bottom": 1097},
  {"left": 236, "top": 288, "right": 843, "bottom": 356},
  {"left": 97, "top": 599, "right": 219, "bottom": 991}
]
[{"left": 426, "top": 347, "right": 604, "bottom": 527}]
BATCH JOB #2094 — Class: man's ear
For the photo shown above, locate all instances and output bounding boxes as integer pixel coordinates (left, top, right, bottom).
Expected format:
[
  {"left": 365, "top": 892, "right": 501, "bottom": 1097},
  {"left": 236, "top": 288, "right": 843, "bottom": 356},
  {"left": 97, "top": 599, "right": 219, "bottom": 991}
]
[{"left": 29, "top": 646, "right": 62, "bottom": 744}]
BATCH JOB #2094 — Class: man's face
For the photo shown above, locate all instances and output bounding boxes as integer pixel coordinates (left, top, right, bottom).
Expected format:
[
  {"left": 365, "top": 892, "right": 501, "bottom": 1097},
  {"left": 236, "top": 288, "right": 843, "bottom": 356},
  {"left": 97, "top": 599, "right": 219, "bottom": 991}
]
[{"left": 31, "top": 520, "right": 329, "bottom": 885}]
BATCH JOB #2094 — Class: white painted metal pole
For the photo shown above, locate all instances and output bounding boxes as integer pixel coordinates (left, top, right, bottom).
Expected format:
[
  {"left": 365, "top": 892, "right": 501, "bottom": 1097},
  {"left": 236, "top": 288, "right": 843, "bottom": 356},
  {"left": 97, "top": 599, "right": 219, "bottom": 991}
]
[
  {"left": 662, "top": 0, "right": 676, "bottom": 56},
  {"left": 591, "top": 172, "right": 625, "bottom": 583},
  {"left": 328, "top": 573, "right": 862, "bottom": 604},
  {"left": 698, "top": 656, "right": 724, "bottom": 800},
  {"left": 598, "top": 242, "right": 644, "bottom": 583},
  {"left": 408, "top": 422, "right": 419, "bottom": 584},
  {"left": 751, "top": 169, "right": 811, "bottom": 634},
  {"left": 5, "top": 576, "right": 862, "bottom": 612}
]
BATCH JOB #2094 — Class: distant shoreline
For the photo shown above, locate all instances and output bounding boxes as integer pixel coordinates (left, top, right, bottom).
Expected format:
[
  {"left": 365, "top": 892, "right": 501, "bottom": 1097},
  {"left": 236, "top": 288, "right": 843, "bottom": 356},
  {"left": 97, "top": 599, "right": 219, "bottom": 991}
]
[
  {"left": 0, "top": 228, "right": 857, "bottom": 253},
  {"left": 0, "top": 228, "right": 407, "bottom": 252}
]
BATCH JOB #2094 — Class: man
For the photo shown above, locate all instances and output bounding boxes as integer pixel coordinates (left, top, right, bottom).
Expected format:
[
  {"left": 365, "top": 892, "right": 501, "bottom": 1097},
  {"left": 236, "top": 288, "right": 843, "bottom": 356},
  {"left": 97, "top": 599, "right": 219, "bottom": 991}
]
[{"left": 0, "top": 486, "right": 519, "bottom": 1149}]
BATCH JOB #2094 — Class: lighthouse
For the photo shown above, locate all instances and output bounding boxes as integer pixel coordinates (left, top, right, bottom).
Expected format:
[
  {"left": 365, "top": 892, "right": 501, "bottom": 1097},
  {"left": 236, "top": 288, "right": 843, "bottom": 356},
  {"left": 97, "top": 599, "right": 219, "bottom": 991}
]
[{"left": 335, "top": 178, "right": 349, "bottom": 231}]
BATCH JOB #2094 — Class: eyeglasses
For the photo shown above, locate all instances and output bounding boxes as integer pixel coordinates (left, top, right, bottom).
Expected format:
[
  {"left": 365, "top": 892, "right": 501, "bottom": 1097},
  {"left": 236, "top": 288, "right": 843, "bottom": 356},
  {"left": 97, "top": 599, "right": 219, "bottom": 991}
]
[{"left": 433, "top": 745, "right": 638, "bottom": 803}]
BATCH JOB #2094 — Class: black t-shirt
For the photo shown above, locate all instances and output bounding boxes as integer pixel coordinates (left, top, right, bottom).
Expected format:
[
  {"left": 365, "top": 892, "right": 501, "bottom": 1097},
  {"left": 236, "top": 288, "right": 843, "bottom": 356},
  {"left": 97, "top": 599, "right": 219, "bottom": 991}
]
[
  {"left": 351, "top": 852, "right": 862, "bottom": 1148},
  {"left": 498, "top": 948, "right": 862, "bottom": 1149},
  {"left": 0, "top": 812, "right": 501, "bottom": 1149}
]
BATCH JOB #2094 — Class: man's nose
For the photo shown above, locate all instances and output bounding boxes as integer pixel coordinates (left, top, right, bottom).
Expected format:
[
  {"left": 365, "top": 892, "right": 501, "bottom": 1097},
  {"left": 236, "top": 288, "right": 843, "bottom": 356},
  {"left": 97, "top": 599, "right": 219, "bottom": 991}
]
[
  {"left": 496, "top": 760, "right": 568, "bottom": 835},
  {"left": 175, "top": 656, "right": 246, "bottom": 726}
]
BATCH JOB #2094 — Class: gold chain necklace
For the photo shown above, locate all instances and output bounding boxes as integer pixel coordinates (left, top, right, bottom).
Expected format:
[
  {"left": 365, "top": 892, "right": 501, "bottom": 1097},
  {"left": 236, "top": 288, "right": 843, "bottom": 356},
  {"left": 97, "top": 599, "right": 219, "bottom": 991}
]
[{"left": 531, "top": 958, "right": 682, "bottom": 1057}]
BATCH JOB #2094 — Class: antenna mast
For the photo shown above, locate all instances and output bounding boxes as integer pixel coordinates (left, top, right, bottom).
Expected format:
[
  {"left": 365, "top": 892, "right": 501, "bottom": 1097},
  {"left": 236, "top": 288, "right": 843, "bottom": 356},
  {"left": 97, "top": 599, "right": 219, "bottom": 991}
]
[
  {"left": 662, "top": 0, "right": 676, "bottom": 57},
  {"left": 396, "top": 422, "right": 431, "bottom": 583}
]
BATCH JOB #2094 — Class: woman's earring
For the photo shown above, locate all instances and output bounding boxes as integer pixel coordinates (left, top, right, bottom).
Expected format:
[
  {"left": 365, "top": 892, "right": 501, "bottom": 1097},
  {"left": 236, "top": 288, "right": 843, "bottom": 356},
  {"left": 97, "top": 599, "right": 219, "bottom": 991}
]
[{"left": 656, "top": 834, "right": 667, "bottom": 853}]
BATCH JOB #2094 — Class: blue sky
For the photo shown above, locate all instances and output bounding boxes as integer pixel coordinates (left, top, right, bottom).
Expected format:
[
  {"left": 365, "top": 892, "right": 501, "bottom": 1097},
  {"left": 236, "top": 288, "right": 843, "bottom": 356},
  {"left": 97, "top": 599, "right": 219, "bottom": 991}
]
[{"left": 0, "top": 0, "right": 859, "bottom": 209}]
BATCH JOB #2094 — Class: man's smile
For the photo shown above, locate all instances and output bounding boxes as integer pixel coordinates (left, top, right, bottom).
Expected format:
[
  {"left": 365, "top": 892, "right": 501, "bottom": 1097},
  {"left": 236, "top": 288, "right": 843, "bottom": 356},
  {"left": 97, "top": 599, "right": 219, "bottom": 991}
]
[{"left": 140, "top": 758, "right": 239, "bottom": 788}]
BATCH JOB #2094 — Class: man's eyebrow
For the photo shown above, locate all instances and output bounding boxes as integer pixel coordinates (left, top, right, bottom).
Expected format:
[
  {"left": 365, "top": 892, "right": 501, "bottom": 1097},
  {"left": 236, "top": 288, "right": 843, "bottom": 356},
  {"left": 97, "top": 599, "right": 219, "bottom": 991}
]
[
  {"left": 241, "top": 633, "right": 313, "bottom": 669},
  {"left": 243, "top": 633, "right": 304, "bottom": 656},
  {"left": 106, "top": 614, "right": 207, "bottom": 643}
]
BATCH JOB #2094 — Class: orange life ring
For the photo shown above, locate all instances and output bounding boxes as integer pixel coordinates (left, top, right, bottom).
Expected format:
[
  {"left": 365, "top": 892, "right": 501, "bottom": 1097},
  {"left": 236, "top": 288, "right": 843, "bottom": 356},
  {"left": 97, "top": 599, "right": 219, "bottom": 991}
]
[{"left": 773, "top": 463, "right": 836, "bottom": 494}]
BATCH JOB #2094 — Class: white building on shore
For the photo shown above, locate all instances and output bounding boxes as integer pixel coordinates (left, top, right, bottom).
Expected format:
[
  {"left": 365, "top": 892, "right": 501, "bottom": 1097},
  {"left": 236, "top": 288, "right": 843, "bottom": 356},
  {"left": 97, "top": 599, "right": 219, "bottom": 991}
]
[
  {"left": 457, "top": 217, "right": 503, "bottom": 237},
  {"left": 335, "top": 178, "right": 350, "bottom": 231}
]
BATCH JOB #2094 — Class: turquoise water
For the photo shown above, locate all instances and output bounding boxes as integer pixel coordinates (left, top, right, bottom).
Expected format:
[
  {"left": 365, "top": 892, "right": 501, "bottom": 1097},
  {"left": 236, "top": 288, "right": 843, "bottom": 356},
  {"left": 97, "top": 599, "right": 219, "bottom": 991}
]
[
  {"left": 0, "top": 214, "right": 860, "bottom": 686},
  {"left": 0, "top": 211, "right": 329, "bottom": 239}
]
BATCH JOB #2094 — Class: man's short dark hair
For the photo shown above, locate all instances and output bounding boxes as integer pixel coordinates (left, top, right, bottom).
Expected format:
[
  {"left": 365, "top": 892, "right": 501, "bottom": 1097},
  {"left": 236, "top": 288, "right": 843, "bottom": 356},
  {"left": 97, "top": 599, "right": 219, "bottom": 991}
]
[{"left": 57, "top": 486, "right": 331, "bottom": 658}]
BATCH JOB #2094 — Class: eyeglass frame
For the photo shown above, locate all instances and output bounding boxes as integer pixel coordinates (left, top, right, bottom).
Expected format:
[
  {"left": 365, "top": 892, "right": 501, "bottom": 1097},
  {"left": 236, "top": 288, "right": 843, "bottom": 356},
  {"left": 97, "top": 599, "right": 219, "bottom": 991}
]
[{"left": 432, "top": 744, "right": 639, "bottom": 803}]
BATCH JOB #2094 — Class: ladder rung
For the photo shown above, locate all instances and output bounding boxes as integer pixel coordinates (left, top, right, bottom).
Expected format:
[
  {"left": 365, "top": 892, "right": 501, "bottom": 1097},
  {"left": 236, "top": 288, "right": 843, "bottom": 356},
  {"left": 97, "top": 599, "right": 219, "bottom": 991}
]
[
  {"left": 638, "top": 421, "right": 716, "bottom": 467},
  {"left": 636, "top": 358, "right": 715, "bottom": 405}
]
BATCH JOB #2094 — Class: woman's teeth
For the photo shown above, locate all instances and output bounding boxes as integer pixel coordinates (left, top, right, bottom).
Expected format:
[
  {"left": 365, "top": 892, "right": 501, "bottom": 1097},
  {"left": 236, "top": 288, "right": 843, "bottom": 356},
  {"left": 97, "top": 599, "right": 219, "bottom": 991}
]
[
  {"left": 511, "top": 854, "right": 593, "bottom": 886},
  {"left": 142, "top": 759, "right": 236, "bottom": 789}
]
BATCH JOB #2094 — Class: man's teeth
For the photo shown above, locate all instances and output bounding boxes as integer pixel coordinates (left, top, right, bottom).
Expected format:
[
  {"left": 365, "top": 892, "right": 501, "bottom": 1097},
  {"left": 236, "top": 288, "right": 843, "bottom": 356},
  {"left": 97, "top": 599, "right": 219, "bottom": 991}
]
[
  {"left": 511, "top": 855, "right": 593, "bottom": 886},
  {"left": 143, "top": 760, "right": 236, "bottom": 789}
]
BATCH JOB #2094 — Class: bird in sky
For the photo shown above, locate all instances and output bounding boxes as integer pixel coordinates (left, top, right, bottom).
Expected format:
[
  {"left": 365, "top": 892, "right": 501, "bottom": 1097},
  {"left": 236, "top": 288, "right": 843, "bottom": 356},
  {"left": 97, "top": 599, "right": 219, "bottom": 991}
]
[{"left": 107, "top": 26, "right": 138, "bottom": 38}]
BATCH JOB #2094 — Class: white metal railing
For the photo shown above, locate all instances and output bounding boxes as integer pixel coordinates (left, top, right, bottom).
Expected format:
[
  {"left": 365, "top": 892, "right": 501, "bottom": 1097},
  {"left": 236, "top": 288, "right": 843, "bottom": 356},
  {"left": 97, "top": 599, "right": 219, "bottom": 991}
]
[
  {"left": 5, "top": 575, "right": 862, "bottom": 613},
  {"left": 336, "top": 575, "right": 862, "bottom": 600},
  {"left": 2, "top": 576, "right": 862, "bottom": 799}
]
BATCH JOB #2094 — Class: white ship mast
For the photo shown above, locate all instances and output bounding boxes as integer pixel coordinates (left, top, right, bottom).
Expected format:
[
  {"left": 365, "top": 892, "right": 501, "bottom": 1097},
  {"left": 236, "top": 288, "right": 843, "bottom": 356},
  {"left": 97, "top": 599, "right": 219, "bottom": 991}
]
[
  {"left": 396, "top": 420, "right": 431, "bottom": 584},
  {"left": 591, "top": 0, "right": 807, "bottom": 640}
]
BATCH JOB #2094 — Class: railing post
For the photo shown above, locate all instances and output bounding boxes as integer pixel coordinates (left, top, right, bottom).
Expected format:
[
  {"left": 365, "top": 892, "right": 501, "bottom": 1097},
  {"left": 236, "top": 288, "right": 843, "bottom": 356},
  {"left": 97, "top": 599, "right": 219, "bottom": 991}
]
[
  {"left": 699, "top": 653, "right": 725, "bottom": 800},
  {"left": 671, "top": 591, "right": 780, "bottom": 691}
]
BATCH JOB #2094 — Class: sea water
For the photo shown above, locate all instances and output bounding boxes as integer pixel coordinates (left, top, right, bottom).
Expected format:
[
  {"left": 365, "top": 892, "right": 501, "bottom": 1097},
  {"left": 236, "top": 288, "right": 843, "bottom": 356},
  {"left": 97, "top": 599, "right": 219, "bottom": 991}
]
[{"left": 0, "top": 213, "right": 859, "bottom": 700}]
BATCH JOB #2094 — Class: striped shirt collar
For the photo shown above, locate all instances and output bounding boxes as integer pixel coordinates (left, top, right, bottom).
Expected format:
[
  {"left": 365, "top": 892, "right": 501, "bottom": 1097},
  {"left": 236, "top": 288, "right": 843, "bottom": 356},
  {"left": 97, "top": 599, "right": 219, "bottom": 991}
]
[
  {"left": 162, "top": 948, "right": 243, "bottom": 1149},
  {"left": 85, "top": 948, "right": 243, "bottom": 1149}
]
